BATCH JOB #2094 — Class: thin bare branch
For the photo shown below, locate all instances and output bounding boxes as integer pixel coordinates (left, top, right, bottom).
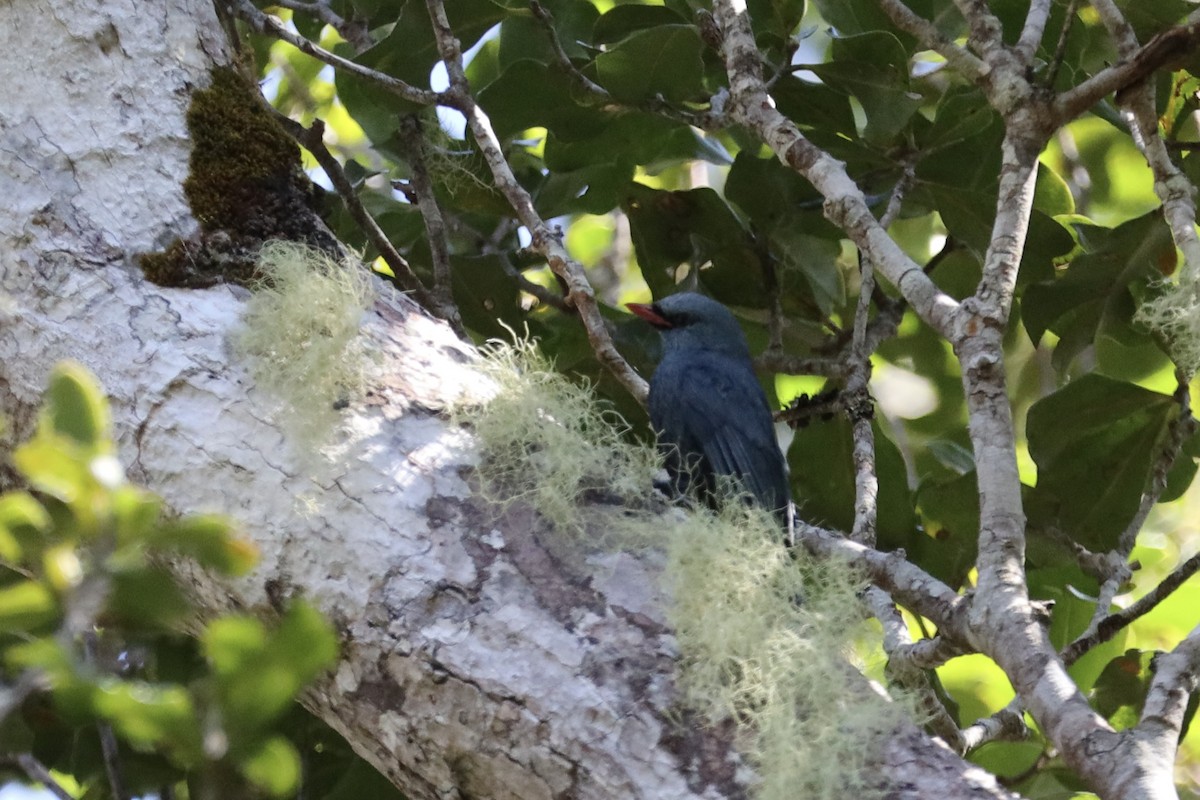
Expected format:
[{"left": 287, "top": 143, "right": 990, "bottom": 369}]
[
  {"left": 711, "top": 0, "right": 960, "bottom": 340},
  {"left": 270, "top": 113, "right": 448, "bottom": 318},
  {"left": 1043, "top": 0, "right": 1080, "bottom": 89},
  {"left": 232, "top": 0, "right": 440, "bottom": 106},
  {"left": 0, "top": 754, "right": 75, "bottom": 800},
  {"left": 270, "top": 0, "right": 372, "bottom": 52},
  {"left": 424, "top": 0, "right": 649, "bottom": 402},
  {"left": 794, "top": 520, "right": 973, "bottom": 645},
  {"left": 960, "top": 702, "right": 1028, "bottom": 752},
  {"left": 876, "top": 0, "right": 987, "bottom": 80},
  {"left": 398, "top": 115, "right": 460, "bottom": 326},
  {"left": 1062, "top": 550, "right": 1200, "bottom": 666},
  {"left": 867, "top": 587, "right": 965, "bottom": 751},
  {"left": 1137, "top": 626, "right": 1200, "bottom": 767},
  {"left": 1053, "top": 20, "right": 1200, "bottom": 124}
]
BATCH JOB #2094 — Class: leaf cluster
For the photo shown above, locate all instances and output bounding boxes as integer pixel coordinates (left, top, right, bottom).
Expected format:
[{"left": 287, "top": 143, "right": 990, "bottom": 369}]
[{"left": 0, "top": 364, "right": 349, "bottom": 799}]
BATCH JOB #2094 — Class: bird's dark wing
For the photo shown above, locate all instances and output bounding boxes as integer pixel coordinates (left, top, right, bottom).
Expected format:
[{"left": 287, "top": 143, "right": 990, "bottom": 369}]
[{"left": 648, "top": 351, "right": 791, "bottom": 515}]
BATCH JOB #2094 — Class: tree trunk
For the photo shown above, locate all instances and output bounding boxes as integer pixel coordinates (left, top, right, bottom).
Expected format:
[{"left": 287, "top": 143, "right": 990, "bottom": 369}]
[{"left": 0, "top": 1, "right": 1018, "bottom": 797}]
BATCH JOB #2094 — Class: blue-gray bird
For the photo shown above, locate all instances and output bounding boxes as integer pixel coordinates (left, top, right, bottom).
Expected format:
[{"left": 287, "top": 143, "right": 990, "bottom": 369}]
[{"left": 627, "top": 293, "right": 792, "bottom": 523}]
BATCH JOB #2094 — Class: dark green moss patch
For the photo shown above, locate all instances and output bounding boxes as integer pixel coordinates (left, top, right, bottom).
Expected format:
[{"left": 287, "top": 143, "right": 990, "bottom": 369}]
[{"left": 139, "top": 67, "right": 338, "bottom": 288}]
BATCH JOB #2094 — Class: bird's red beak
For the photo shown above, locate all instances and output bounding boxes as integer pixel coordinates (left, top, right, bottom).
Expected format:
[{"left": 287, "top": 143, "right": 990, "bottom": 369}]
[{"left": 627, "top": 302, "right": 672, "bottom": 329}]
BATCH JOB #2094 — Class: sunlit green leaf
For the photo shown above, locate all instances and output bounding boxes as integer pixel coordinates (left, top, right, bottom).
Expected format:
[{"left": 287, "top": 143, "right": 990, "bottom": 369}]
[
  {"left": 154, "top": 515, "right": 257, "bottom": 576},
  {"left": 240, "top": 735, "right": 302, "bottom": 797},
  {"left": 43, "top": 362, "right": 111, "bottom": 451},
  {"left": 0, "top": 581, "right": 59, "bottom": 633}
]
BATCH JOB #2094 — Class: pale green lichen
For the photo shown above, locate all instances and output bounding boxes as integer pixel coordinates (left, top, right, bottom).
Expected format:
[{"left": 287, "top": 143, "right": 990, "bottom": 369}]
[
  {"left": 233, "top": 241, "right": 373, "bottom": 445},
  {"left": 464, "top": 338, "right": 911, "bottom": 799},
  {"left": 1136, "top": 273, "right": 1200, "bottom": 378},
  {"left": 458, "top": 337, "right": 660, "bottom": 541},
  {"left": 662, "top": 500, "right": 909, "bottom": 800}
]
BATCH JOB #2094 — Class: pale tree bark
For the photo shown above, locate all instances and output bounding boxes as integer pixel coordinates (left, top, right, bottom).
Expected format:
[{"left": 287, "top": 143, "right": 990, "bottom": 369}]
[{"left": 0, "top": 1, "right": 1038, "bottom": 798}]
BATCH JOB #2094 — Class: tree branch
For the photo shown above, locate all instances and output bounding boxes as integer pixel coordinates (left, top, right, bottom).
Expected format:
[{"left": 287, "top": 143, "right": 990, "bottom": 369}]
[
  {"left": 231, "top": 0, "right": 440, "bottom": 106},
  {"left": 397, "top": 115, "right": 462, "bottom": 332},
  {"left": 424, "top": 0, "right": 648, "bottom": 402},
  {"left": 710, "top": 0, "right": 961, "bottom": 341},
  {"left": 1014, "top": 0, "right": 1054, "bottom": 65},
  {"left": 270, "top": 113, "right": 448, "bottom": 318},
  {"left": 875, "top": 0, "right": 987, "bottom": 82},
  {"left": 269, "top": 0, "right": 372, "bottom": 52}
]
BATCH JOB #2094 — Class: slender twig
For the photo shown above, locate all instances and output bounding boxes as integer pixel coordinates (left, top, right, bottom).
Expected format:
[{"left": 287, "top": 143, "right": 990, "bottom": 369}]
[
  {"left": 424, "top": 0, "right": 649, "bottom": 401},
  {"left": 232, "top": 0, "right": 440, "bottom": 106},
  {"left": 891, "top": 633, "right": 971, "bottom": 671},
  {"left": 529, "top": 0, "right": 606, "bottom": 96},
  {"left": 500, "top": 261, "right": 572, "bottom": 313},
  {"left": 270, "top": 112, "right": 449, "bottom": 317},
  {"left": 1117, "top": 377, "right": 1195, "bottom": 557},
  {"left": 867, "top": 587, "right": 966, "bottom": 750},
  {"left": 846, "top": 169, "right": 912, "bottom": 546},
  {"left": 793, "top": 520, "right": 973, "bottom": 644},
  {"left": 84, "top": 634, "right": 128, "bottom": 800},
  {"left": 0, "top": 754, "right": 74, "bottom": 800},
  {"left": 1070, "top": 379, "right": 1198, "bottom": 654},
  {"left": 1137, "top": 625, "right": 1200, "bottom": 761},
  {"left": 528, "top": 0, "right": 719, "bottom": 128},
  {"left": 959, "top": 701, "right": 1028, "bottom": 752},
  {"left": 1015, "top": 0, "right": 1054, "bottom": 65},
  {"left": 876, "top": 0, "right": 987, "bottom": 81},
  {"left": 1062, "top": 551, "right": 1200, "bottom": 666},
  {"left": 398, "top": 115, "right": 461, "bottom": 328},
  {"left": 270, "top": 0, "right": 373, "bottom": 52},
  {"left": 756, "top": 351, "right": 845, "bottom": 379},
  {"left": 1053, "top": 20, "right": 1200, "bottom": 125},
  {"left": 1043, "top": 0, "right": 1080, "bottom": 89},
  {"left": 710, "top": 0, "right": 960, "bottom": 340}
]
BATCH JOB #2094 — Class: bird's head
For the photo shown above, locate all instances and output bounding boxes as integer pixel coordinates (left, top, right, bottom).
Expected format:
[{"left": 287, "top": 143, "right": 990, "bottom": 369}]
[{"left": 627, "top": 292, "right": 751, "bottom": 358}]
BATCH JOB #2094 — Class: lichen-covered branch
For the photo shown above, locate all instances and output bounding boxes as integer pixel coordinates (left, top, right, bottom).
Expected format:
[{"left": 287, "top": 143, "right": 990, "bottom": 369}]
[
  {"left": 423, "top": 0, "right": 648, "bottom": 402},
  {"left": 876, "top": 0, "right": 986, "bottom": 81},
  {"left": 710, "top": 0, "right": 960, "bottom": 341}
]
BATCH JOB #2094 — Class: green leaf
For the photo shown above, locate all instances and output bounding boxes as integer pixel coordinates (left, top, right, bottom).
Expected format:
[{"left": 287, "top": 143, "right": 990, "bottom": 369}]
[
  {"left": 1026, "top": 375, "right": 1175, "bottom": 550},
  {"left": 770, "top": 228, "right": 845, "bottom": 317},
  {"left": 914, "top": 471, "right": 979, "bottom": 589},
  {"left": 810, "top": 32, "right": 922, "bottom": 145},
  {"left": 592, "top": 25, "right": 706, "bottom": 103},
  {"left": 786, "top": 416, "right": 918, "bottom": 551},
  {"left": 43, "top": 362, "right": 111, "bottom": 451},
  {"left": 204, "top": 616, "right": 268, "bottom": 678},
  {"left": 92, "top": 681, "right": 200, "bottom": 754},
  {"left": 154, "top": 515, "right": 257, "bottom": 576},
  {"left": 1034, "top": 162, "right": 1075, "bottom": 217},
  {"left": 0, "top": 492, "right": 49, "bottom": 561},
  {"left": 921, "top": 87, "right": 996, "bottom": 150},
  {"left": 110, "top": 568, "right": 192, "bottom": 630},
  {"left": 623, "top": 183, "right": 777, "bottom": 307},
  {"left": 240, "top": 736, "right": 302, "bottom": 797},
  {"left": 11, "top": 435, "right": 91, "bottom": 505},
  {"left": 0, "top": 580, "right": 59, "bottom": 633},
  {"left": 771, "top": 75, "right": 858, "bottom": 138},
  {"left": 1022, "top": 211, "right": 1173, "bottom": 369},
  {"left": 204, "top": 603, "right": 337, "bottom": 735},
  {"left": 478, "top": 60, "right": 609, "bottom": 141},
  {"left": 272, "top": 602, "right": 339, "bottom": 683},
  {"left": 592, "top": 4, "right": 688, "bottom": 43},
  {"left": 1090, "top": 649, "right": 1154, "bottom": 730},
  {"left": 448, "top": 253, "right": 523, "bottom": 339}
]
